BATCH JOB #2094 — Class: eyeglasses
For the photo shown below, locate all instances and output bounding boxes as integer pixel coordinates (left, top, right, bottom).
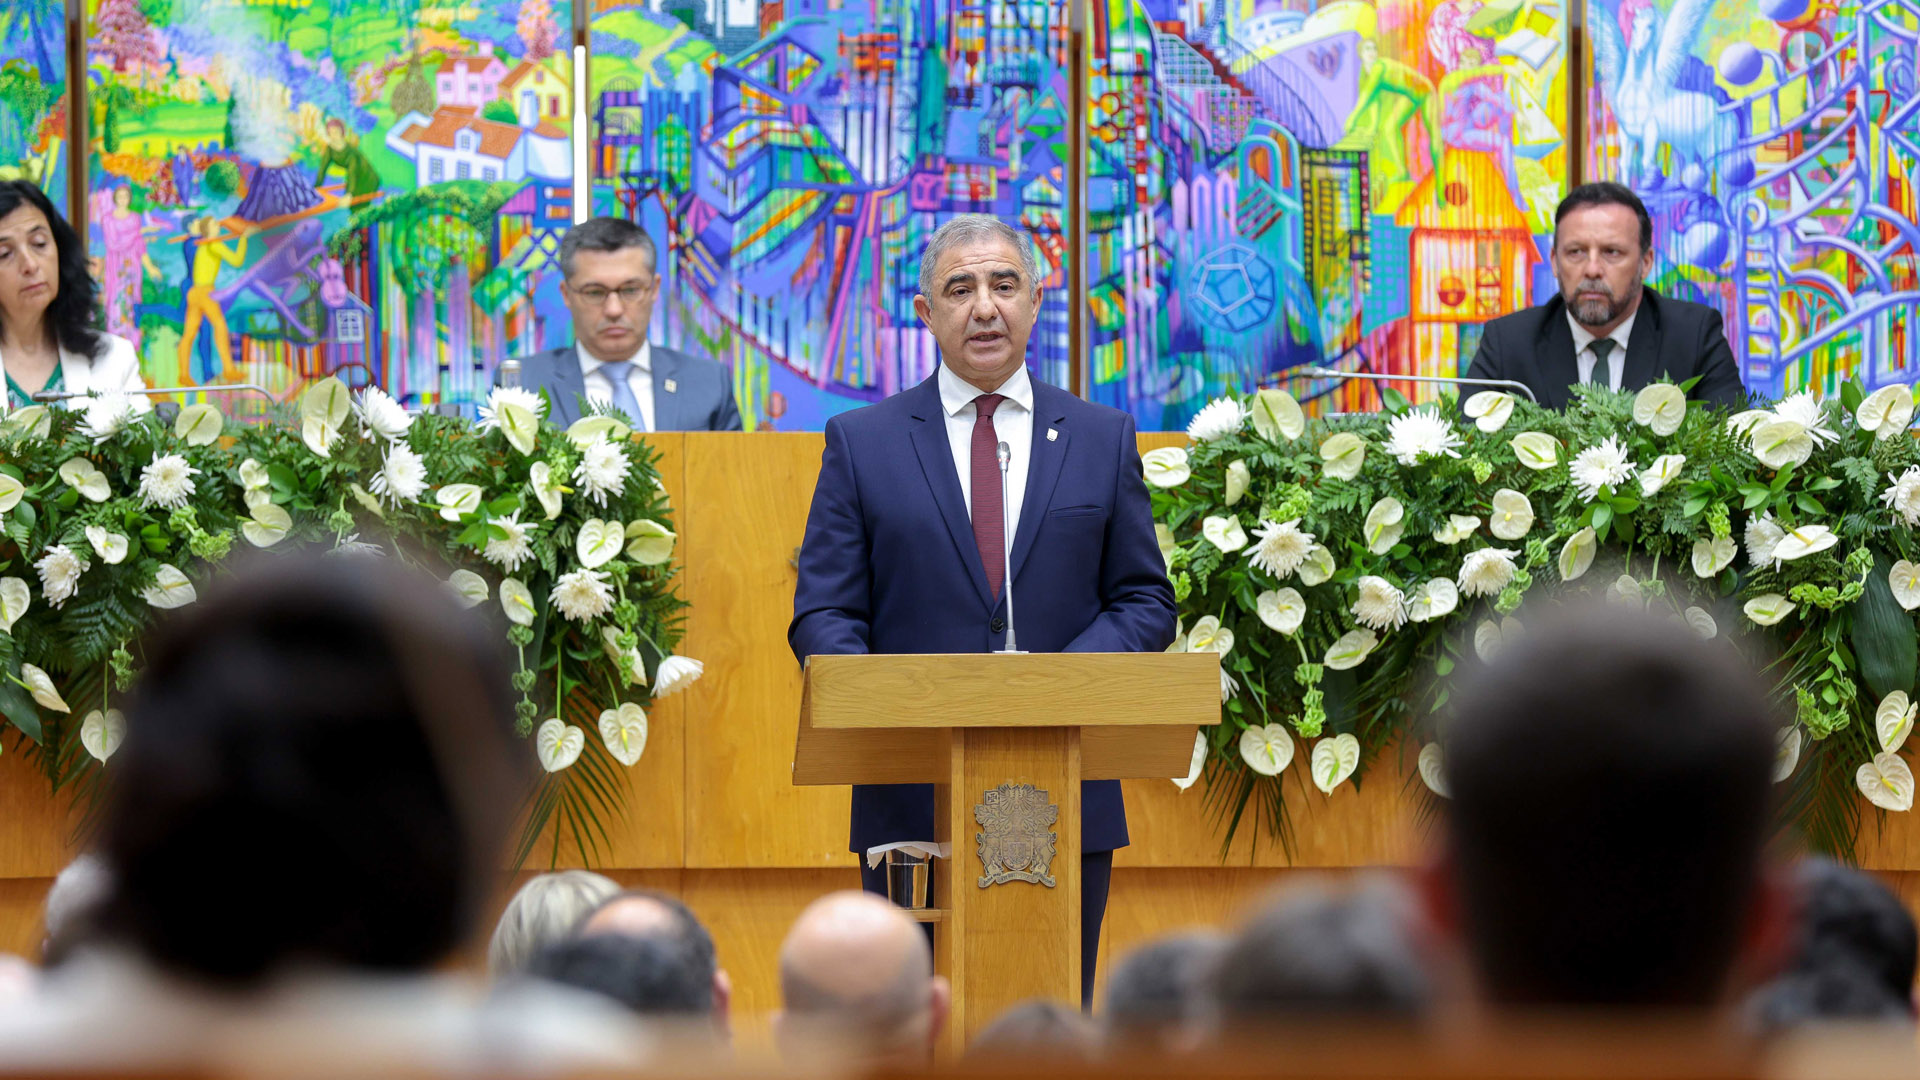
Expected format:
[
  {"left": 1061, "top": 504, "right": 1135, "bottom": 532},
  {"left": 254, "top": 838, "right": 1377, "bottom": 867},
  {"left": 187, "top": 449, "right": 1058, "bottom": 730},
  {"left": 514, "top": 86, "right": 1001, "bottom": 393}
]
[{"left": 572, "top": 283, "right": 651, "bottom": 305}]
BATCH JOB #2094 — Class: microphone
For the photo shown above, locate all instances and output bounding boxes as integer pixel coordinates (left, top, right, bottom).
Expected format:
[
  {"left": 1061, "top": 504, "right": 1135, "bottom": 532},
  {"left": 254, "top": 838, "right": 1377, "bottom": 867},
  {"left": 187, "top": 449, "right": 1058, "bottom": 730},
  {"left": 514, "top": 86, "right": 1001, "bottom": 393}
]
[{"left": 996, "top": 440, "right": 1022, "bottom": 654}]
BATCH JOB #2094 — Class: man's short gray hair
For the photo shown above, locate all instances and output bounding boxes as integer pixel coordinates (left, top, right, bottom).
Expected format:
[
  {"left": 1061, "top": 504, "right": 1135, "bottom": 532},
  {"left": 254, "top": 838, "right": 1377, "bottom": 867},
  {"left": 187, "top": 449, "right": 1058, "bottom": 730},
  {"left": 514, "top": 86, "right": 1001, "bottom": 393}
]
[
  {"left": 558, "top": 217, "right": 656, "bottom": 279},
  {"left": 487, "top": 870, "right": 621, "bottom": 976},
  {"left": 917, "top": 214, "right": 1043, "bottom": 300}
]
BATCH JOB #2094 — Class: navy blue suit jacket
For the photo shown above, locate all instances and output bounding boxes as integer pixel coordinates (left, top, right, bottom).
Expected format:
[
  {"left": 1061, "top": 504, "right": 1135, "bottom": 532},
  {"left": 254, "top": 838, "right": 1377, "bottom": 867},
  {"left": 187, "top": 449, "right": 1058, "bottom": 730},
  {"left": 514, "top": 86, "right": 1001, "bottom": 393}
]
[
  {"left": 505, "top": 345, "right": 743, "bottom": 431},
  {"left": 788, "top": 371, "right": 1178, "bottom": 854}
]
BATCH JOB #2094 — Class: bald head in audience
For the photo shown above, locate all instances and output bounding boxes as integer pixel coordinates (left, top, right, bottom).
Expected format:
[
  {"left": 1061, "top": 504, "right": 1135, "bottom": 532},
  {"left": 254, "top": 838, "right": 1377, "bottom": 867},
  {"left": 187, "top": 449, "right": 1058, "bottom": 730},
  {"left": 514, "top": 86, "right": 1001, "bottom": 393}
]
[{"left": 775, "top": 891, "right": 950, "bottom": 1066}]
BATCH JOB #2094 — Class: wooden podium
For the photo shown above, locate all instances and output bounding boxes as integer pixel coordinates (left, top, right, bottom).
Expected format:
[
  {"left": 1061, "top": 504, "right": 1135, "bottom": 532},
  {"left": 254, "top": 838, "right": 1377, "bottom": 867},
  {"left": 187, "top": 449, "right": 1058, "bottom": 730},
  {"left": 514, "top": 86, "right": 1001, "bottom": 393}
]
[{"left": 793, "top": 651, "right": 1220, "bottom": 1046}]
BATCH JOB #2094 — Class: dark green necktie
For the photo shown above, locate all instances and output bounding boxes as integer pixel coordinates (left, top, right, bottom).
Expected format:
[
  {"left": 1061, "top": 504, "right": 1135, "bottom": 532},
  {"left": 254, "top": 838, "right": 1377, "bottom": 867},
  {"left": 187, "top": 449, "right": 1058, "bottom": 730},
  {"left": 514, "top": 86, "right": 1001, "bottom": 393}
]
[{"left": 1589, "top": 337, "right": 1616, "bottom": 389}]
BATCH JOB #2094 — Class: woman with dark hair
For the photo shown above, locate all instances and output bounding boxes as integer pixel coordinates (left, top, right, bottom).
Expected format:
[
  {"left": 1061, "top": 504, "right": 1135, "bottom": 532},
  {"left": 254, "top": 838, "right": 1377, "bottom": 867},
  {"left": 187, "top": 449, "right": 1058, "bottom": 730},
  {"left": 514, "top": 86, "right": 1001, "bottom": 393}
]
[{"left": 0, "top": 180, "right": 148, "bottom": 411}]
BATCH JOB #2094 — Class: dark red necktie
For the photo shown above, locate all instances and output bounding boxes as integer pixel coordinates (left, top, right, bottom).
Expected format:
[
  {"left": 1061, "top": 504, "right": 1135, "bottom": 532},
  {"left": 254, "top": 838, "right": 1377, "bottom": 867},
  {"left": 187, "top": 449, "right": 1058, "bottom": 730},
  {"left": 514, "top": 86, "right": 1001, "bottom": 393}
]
[{"left": 970, "top": 393, "right": 1007, "bottom": 598}]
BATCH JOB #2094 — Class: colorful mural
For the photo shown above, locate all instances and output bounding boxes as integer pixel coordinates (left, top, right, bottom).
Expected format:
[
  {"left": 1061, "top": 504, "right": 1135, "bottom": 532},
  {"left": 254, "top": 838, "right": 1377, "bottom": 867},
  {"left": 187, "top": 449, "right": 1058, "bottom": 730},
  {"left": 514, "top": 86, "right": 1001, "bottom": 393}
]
[
  {"left": 1086, "top": 0, "right": 1572, "bottom": 426},
  {"left": 84, "top": 0, "right": 575, "bottom": 409},
  {"left": 586, "top": 0, "right": 1076, "bottom": 430},
  {"left": 0, "top": 0, "right": 70, "bottom": 216},
  {"left": 1585, "top": 0, "right": 1920, "bottom": 401}
]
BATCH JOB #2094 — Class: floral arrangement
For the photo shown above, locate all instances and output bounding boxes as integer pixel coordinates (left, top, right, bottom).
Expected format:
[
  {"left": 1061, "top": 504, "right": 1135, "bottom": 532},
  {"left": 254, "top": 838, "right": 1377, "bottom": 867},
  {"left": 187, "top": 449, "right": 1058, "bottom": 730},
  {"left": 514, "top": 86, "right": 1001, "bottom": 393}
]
[
  {"left": 1149, "top": 380, "right": 1920, "bottom": 857},
  {"left": 0, "top": 381, "right": 697, "bottom": 867}
]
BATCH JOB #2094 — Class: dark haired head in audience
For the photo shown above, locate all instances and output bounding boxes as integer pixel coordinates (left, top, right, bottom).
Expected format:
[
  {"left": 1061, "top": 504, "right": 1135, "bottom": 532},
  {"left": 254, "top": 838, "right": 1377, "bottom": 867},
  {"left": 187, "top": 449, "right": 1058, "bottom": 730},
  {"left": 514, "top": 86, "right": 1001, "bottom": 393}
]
[
  {"left": 1209, "top": 880, "right": 1430, "bottom": 1026},
  {"left": 90, "top": 555, "right": 523, "bottom": 984},
  {"left": 1103, "top": 930, "right": 1226, "bottom": 1051},
  {"left": 574, "top": 890, "right": 731, "bottom": 1036},
  {"left": 1747, "top": 858, "right": 1917, "bottom": 1031},
  {"left": 1429, "top": 603, "right": 1789, "bottom": 1009},
  {"left": 965, "top": 998, "right": 1097, "bottom": 1061}
]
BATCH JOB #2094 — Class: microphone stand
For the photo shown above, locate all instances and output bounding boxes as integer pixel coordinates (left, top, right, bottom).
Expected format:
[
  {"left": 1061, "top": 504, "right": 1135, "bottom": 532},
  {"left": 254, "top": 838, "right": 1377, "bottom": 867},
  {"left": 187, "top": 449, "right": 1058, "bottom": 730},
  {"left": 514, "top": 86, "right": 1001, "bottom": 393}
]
[{"left": 996, "top": 440, "right": 1023, "bottom": 654}]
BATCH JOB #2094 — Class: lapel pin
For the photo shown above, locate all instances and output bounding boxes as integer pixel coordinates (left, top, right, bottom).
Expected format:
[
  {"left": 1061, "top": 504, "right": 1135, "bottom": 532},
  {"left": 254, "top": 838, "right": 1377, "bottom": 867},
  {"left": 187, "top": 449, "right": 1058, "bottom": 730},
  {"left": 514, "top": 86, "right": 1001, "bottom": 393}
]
[
  {"left": 1047, "top": 428, "right": 1058, "bottom": 442},
  {"left": 664, "top": 378, "right": 678, "bottom": 393}
]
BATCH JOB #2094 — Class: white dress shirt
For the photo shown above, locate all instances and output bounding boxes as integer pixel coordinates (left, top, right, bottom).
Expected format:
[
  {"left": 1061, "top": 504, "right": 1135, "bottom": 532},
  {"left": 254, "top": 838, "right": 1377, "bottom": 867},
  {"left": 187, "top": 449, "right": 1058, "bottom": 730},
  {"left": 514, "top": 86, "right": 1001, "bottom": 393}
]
[
  {"left": 938, "top": 363, "right": 1033, "bottom": 550},
  {"left": 576, "top": 342, "right": 654, "bottom": 431},
  {"left": 1567, "top": 309, "right": 1637, "bottom": 392}
]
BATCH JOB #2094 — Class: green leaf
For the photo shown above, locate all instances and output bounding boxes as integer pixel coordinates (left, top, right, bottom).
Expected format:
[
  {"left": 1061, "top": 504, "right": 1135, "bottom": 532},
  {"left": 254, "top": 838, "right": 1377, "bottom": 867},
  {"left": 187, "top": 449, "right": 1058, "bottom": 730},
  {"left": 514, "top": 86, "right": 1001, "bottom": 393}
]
[
  {"left": 1741, "top": 487, "right": 1769, "bottom": 510},
  {"left": 1678, "top": 374, "right": 1703, "bottom": 393},
  {"left": 1593, "top": 503, "right": 1614, "bottom": 533},
  {"left": 268, "top": 463, "right": 298, "bottom": 495},
  {"left": 0, "top": 679, "right": 43, "bottom": 745},
  {"left": 1809, "top": 476, "right": 1843, "bottom": 492},
  {"left": 1770, "top": 465, "right": 1796, "bottom": 492},
  {"left": 1795, "top": 493, "right": 1826, "bottom": 516},
  {"left": 1841, "top": 379, "right": 1866, "bottom": 415},
  {"left": 1381, "top": 387, "right": 1411, "bottom": 414},
  {"left": 1609, "top": 496, "right": 1641, "bottom": 514},
  {"left": 1682, "top": 495, "right": 1709, "bottom": 517},
  {"left": 1853, "top": 552, "right": 1919, "bottom": 702}
]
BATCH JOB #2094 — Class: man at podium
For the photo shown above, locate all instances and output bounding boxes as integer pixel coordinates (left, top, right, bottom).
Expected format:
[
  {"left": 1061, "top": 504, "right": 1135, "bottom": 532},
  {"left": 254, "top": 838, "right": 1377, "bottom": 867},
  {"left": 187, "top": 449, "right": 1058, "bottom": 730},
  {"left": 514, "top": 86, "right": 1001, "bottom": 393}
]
[{"left": 789, "top": 215, "right": 1177, "bottom": 1002}]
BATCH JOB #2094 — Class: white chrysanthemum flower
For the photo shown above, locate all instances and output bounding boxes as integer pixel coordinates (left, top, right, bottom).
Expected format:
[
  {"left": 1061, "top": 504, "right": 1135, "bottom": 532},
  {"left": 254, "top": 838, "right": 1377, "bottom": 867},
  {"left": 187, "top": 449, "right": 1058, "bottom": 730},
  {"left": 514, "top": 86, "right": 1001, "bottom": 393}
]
[
  {"left": 355, "top": 385, "right": 413, "bottom": 441},
  {"left": 477, "top": 386, "right": 546, "bottom": 432},
  {"left": 1568, "top": 435, "right": 1635, "bottom": 501},
  {"left": 1351, "top": 576, "right": 1407, "bottom": 632},
  {"left": 1456, "top": 547, "right": 1519, "bottom": 598},
  {"left": 80, "top": 393, "right": 138, "bottom": 443},
  {"left": 654, "top": 655, "right": 705, "bottom": 697},
  {"left": 550, "top": 568, "right": 614, "bottom": 622},
  {"left": 1488, "top": 489, "right": 1533, "bottom": 541},
  {"left": 34, "top": 544, "right": 87, "bottom": 609},
  {"left": 573, "top": 437, "right": 631, "bottom": 506},
  {"left": 483, "top": 512, "right": 535, "bottom": 573},
  {"left": 1639, "top": 454, "right": 1686, "bottom": 497},
  {"left": 1883, "top": 466, "right": 1920, "bottom": 527},
  {"left": 1772, "top": 390, "right": 1839, "bottom": 444},
  {"left": 369, "top": 443, "right": 427, "bottom": 505},
  {"left": 1382, "top": 407, "right": 1464, "bottom": 466},
  {"left": 137, "top": 453, "right": 200, "bottom": 510},
  {"left": 1746, "top": 513, "right": 1786, "bottom": 567},
  {"left": 1186, "top": 397, "right": 1247, "bottom": 443},
  {"left": 1245, "top": 518, "right": 1315, "bottom": 579}
]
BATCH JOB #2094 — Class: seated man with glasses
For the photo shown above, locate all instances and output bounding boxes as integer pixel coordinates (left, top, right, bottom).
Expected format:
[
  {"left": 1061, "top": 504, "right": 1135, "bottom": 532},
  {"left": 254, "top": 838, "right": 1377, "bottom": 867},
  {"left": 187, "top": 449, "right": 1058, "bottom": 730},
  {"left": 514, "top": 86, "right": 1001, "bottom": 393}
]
[
  {"left": 505, "top": 217, "right": 742, "bottom": 431},
  {"left": 1462, "top": 182, "right": 1745, "bottom": 411}
]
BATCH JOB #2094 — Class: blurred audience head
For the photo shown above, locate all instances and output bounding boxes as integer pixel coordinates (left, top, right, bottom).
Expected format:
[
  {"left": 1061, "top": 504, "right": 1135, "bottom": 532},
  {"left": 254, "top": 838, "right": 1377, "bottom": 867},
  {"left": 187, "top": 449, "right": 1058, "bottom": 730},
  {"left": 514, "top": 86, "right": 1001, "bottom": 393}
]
[
  {"left": 1431, "top": 603, "right": 1786, "bottom": 1009},
  {"left": 1747, "top": 858, "right": 1917, "bottom": 1031},
  {"left": 965, "top": 998, "right": 1097, "bottom": 1061},
  {"left": 41, "top": 854, "right": 112, "bottom": 964},
  {"left": 489, "top": 870, "right": 620, "bottom": 976},
  {"left": 1103, "top": 929, "right": 1226, "bottom": 1051},
  {"left": 90, "top": 556, "right": 523, "bottom": 985},
  {"left": 577, "top": 890, "right": 730, "bottom": 1035},
  {"left": 775, "top": 890, "right": 949, "bottom": 1067},
  {"left": 527, "top": 932, "right": 717, "bottom": 1025},
  {"left": 1209, "top": 879, "right": 1430, "bottom": 1026}
]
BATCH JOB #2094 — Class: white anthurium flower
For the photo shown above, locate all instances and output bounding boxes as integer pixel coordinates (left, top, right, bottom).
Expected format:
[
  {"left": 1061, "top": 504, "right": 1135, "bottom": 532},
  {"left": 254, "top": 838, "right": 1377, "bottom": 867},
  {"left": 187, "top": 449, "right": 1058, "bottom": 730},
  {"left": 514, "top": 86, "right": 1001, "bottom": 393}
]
[
  {"left": 1771, "top": 524, "right": 1838, "bottom": 567},
  {"left": 501, "top": 578, "right": 536, "bottom": 627},
  {"left": 1433, "top": 514, "right": 1480, "bottom": 545},
  {"left": 84, "top": 526, "right": 130, "bottom": 565},
  {"left": 1165, "top": 619, "right": 1186, "bottom": 654},
  {"left": 1607, "top": 574, "right": 1644, "bottom": 604},
  {"left": 302, "top": 416, "right": 341, "bottom": 458},
  {"left": 481, "top": 386, "right": 547, "bottom": 431},
  {"left": 18, "top": 663, "right": 68, "bottom": 712},
  {"left": 1364, "top": 497, "right": 1405, "bottom": 555},
  {"left": 58, "top": 458, "right": 110, "bottom": 502},
  {"left": 1857, "top": 384, "right": 1915, "bottom": 440},
  {"left": 1319, "top": 432, "right": 1366, "bottom": 480},
  {"left": 1382, "top": 407, "right": 1464, "bottom": 466},
  {"left": 1558, "top": 527, "right": 1598, "bottom": 582},
  {"left": 1255, "top": 588, "right": 1306, "bottom": 634},
  {"left": 536, "top": 718, "right": 585, "bottom": 773},
  {"left": 1155, "top": 524, "right": 1177, "bottom": 571},
  {"left": 1509, "top": 431, "right": 1560, "bottom": 471},
  {"left": 1186, "top": 615, "right": 1235, "bottom": 656},
  {"left": 5, "top": 404, "right": 50, "bottom": 441},
  {"left": 498, "top": 402, "right": 541, "bottom": 456},
  {"left": 1298, "top": 544, "right": 1337, "bottom": 586},
  {"left": 354, "top": 385, "right": 412, "bottom": 441},
  {"left": 1726, "top": 409, "right": 1771, "bottom": 437},
  {"left": 1245, "top": 518, "right": 1315, "bottom": 578},
  {"left": 1773, "top": 391, "right": 1840, "bottom": 444},
  {"left": 654, "top": 655, "right": 705, "bottom": 697},
  {"left": 434, "top": 483, "right": 483, "bottom": 522},
  {"left": 1489, "top": 489, "right": 1533, "bottom": 540},
  {"left": 598, "top": 702, "right": 650, "bottom": 766},
  {"left": 1858, "top": 752, "right": 1915, "bottom": 812},
  {"left": 1473, "top": 619, "right": 1504, "bottom": 662},
  {"left": 1457, "top": 547, "right": 1519, "bottom": 597},
  {"left": 1693, "top": 536, "right": 1737, "bottom": 578},
  {"left": 1878, "top": 691, "right": 1918, "bottom": 755},
  {"left": 1186, "top": 397, "right": 1247, "bottom": 442},
  {"left": 528, "top": 462, "right": 565, "bottom": 520},
  {"left": 0, "top": 473, "right": 25, "bottom": 512},
  {"left": 566, "top": 414, "right": 631, "bottom": 448},
  {"left": 1773, "top": 727, "right": 1802, "bottom": 784},
  {"left": 1250, "top": 388, "right": 1305, "bottom": 442},
  {"left": 447, "top": 569, "right": 489, "bottom": 609},
  {"left": 1631, "top": 384, "right": 1688, "bottom": 436},
  {"left": 576, "top": 518, "right": 625, "bottom": 569},
  {"left": 1202, "top": 515, "right": 1248, "bottom": 553},
  {"left": 81, "top": 708, "right": 126, "bottom": 762},
  {"left": 239, "top": 458, "right": 271, "bottom": 491},
  {"left": 35, "top": 545, "right": 87, "bottom": 608},
  {"left": 1324, "top": 628, "right": 1379, "bottom": 671},
  {"left": 1418, "top": 742, "right": 1449, "bottom": 799},
  {"left": 1745, "top": 513, "right": 1785, "bottom": 566},
  {"left": 242, "top": 503, "right": 293, "bottom": 548},
  {"left": 173, "top": 402, "right": 224, "bottom": 447},
  {"left": 1406, "top": 578, "right": 1459, "bottom": 623},
  {"left": 1743, "top": 593, "right": 1796, "bottom": 626},
  {"left": 1172, "top": 729, "right": 1208, "bottom": 791},
  {"left": 141, "top": 564, "right": 195, "bottom": 609},
  {"left": 1238, "top": 723, "right": 1295, "bottom": 776},
  {"left": 0, "top": 577, "right": 29, "bottom": 634},
  {"left": 1141, "top": 446, "right": 1191, "bottom": 488},
  {"left": 1223, "top": 459, "right": 1251, "bottom": 507},
  {"left": 1311, "top": 734, "right": 1361, "bottom": 795},
  {"left": 300, "top": 375, "right": 351, "bottom": 429},
  {"left": 1684, "top": 607, "right": 1718, "bottom": 640},
  {"left": 1639, "top": 454, "right": 1686, "bottom": 497},
  {"left": 1351, "top": 576, "right": 1407, "bottom": 632},
  {"left": 1881, "top": 465, "right": 1920, "bottom": 527},
  {"left": 600, "top": 626, "right": 649, "bottom": 687},
  {"left": 625, "top": 520, "right": 676, "bottom": 565},
  {"left": 1890, "top": 560, "right": 1920, "bottom": 611},
  {"left": 1569, "top": 436, "right": 1636, "bottom": 502},
  {"left": 1751, "top": 419, "right": 1813, "bottom": 470},
  {"left": 1463, "top": 390, "right": 1515, "bottom": 433},
  {"left": 349, "top": 480, "right": 393, "bottom": 519}
]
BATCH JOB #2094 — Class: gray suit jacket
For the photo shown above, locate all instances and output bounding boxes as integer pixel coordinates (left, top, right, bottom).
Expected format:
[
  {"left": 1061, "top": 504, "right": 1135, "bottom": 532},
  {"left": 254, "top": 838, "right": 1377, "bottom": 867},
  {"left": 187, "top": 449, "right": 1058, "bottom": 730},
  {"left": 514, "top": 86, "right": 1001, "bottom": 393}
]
[{"left": 504, "top": 345, "right": 744, "bottom": 431}]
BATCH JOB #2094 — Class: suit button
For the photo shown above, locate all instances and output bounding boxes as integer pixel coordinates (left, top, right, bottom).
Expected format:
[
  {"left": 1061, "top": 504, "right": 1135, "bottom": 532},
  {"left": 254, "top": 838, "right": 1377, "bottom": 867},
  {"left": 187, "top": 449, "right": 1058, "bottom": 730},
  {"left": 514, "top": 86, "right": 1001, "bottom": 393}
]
[{"left": 990, "top": 617, "right": 1006, "bottom": 633}]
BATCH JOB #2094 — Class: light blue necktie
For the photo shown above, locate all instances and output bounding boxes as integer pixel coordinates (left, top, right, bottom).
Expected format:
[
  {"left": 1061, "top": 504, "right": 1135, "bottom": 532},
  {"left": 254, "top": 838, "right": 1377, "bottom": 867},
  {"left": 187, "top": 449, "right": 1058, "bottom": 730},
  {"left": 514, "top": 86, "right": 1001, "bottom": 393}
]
[{"left": 598, "top": 359, "right": 646, "bottom": 430}]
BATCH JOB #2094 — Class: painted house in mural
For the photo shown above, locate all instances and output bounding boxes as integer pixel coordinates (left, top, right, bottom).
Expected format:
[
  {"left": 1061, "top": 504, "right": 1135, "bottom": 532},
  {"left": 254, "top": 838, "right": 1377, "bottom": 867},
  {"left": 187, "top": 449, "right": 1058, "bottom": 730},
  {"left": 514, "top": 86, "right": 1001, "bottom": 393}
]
[
  {"left": 502, "top": 60, "right": 569, "bottom": 126},
  {"left": 386, "top": 106, "right": 570, "bottom": 187},
  {"left": 1389, "top": 150, "right": 1537, "bottom": 373},
  {"left": 436, "top": 45, "right": 510, "bottom": 108}
]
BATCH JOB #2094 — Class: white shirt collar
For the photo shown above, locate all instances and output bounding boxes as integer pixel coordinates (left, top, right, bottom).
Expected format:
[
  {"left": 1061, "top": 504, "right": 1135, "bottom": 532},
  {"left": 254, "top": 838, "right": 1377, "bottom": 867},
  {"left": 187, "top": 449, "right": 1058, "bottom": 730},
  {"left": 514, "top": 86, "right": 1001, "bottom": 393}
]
[
  {"left": 937, "top": 363, "right": 1033, "bottom": 418},
  {"left": 577, "top": 340, "right": 651, "bottom": 376},
  {"left": 1567, "top": 308, "right": 1636, "bottom": 357}
]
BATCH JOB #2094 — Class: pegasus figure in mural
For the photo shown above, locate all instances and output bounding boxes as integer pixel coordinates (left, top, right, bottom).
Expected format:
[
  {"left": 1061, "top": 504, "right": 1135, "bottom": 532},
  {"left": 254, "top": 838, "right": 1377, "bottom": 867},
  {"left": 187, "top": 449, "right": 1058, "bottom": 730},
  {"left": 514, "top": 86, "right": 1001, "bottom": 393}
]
[{"left": 1589, "top": 0, "right": 1736, "bottom": 190}]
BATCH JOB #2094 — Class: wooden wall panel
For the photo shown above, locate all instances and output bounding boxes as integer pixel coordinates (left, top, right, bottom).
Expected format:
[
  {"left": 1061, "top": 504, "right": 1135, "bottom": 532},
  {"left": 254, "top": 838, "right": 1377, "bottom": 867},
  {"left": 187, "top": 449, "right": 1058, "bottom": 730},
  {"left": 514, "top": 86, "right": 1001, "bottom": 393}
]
[
  {"left": 0, "top": 877, "right": 49, "bottom": 959},
  {"left": 0, "top": 743, "right": 83, "bottom": 880},
  {"left": 681, "top": 868, "right": 858, "bottom": 1046}
]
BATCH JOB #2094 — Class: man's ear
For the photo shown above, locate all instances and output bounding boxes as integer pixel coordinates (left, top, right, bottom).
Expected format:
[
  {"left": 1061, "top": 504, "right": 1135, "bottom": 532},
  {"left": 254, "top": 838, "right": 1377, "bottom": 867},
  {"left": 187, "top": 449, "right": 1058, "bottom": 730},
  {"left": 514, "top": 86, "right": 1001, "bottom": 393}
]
[
  {"left": 913, "top": 293, "right": 932, "bottom": 329},
  {"left": 928, "top": 974, "right": 952, "bottom": 1050},
  {"left": 712, "top": 968, "right": 734, "bottom": 1040}
]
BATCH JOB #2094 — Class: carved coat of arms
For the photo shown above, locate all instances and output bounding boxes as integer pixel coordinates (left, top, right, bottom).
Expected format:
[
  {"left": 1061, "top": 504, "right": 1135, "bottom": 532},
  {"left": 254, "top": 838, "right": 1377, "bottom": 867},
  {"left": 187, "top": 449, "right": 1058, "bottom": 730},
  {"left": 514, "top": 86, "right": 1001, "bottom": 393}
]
[{"left": 974, "top": 782, "right": 1058, "bottom": 887}]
